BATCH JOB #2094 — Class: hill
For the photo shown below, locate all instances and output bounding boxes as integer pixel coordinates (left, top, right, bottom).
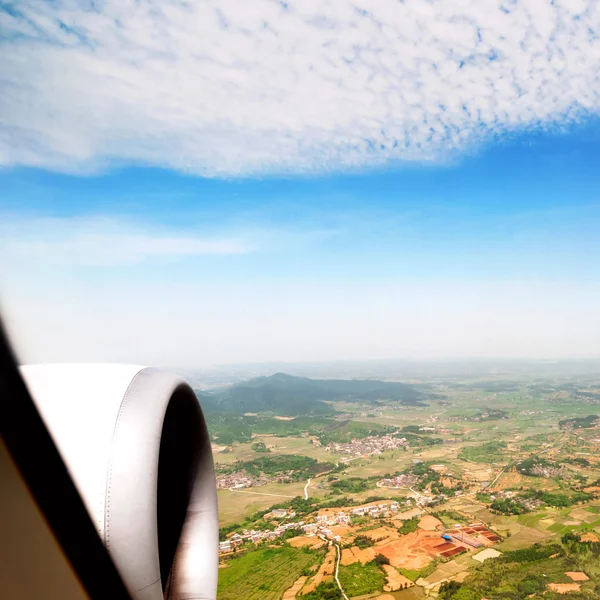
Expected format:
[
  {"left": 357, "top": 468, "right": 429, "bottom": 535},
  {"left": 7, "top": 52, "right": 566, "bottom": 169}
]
[{"left": 197, "top": 372, "right": 430, "bottom": 416}]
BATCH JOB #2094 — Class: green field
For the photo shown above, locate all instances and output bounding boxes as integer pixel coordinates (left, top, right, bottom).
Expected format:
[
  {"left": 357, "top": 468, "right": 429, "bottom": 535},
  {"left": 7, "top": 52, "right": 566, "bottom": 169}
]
[
  {"left": 218, "top": 480, "right": 318, "bottom": 526},
  {"left": 337, "top": 561, "right": 386, "bottom": 597},
  {"left": 218, "top": 546, "right": 320, "bottom": 600}
]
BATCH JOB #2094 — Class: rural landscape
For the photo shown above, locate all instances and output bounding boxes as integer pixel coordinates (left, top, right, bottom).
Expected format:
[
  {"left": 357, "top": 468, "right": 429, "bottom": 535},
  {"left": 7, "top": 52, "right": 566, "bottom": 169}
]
[{"left": 194, "top": 360, "right": 600, "bottom": 600}]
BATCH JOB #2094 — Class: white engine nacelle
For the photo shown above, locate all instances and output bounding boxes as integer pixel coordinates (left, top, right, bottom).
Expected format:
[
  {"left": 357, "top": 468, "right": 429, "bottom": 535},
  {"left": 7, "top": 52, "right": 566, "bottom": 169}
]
[{"left": 20, "top": 364, "right": 218, "bottom": 600}]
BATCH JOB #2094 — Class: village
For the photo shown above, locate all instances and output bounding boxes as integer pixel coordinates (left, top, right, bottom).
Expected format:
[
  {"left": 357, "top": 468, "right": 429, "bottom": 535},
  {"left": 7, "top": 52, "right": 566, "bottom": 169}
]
[
  {"left": 219, "top": 497, "right": 501, "bottom": 559},
  {"left": 324, "top": 434, "right": 409, "bottom": 459}
]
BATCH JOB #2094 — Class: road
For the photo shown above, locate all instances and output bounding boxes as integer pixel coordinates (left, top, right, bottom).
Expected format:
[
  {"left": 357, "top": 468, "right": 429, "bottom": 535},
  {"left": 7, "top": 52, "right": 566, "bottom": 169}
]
[
  {"left": 227, "top": 489, "right": 296, "bottom": 498},
  {"left": 304, "top": 478, "right": 312, "bottom": 500},
  {"left": 333, "top": 543, "right": 349, "bottom": 600},
  {"left": 485, "top": 467, "right": 505, "bottom": 490}
]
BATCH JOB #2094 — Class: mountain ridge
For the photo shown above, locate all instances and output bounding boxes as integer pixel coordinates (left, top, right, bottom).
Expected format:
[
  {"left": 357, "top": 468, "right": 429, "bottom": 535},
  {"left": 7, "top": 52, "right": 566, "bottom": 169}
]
[{"left": 197, "top": 372, "right": 432, "bottom": 416}]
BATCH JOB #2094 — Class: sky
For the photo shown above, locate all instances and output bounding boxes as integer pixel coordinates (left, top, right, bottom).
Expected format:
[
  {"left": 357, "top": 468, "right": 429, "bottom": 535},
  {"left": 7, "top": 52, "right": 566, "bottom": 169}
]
[{"left": 1, "top": 0, "right": 600, "bottom": 366}]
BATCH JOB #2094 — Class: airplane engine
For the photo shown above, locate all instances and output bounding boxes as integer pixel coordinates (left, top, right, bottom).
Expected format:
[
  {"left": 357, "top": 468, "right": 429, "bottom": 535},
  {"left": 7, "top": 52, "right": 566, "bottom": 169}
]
[{"left": 19, "top": 364, "right": 218, "bottom": 600}]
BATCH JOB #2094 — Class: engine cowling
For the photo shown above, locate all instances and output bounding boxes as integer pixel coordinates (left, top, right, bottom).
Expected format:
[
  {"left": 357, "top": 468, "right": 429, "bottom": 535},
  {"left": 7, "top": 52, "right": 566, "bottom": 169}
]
[{"left": 20, "top": 364, "right": 218, "bottom": 600}]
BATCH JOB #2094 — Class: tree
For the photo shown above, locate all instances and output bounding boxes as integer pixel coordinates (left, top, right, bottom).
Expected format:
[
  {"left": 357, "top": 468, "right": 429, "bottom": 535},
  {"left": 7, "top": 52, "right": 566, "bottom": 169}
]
[
  {"left": 452, "top": 587, "right": 479, "bottom": 600},
  {"left": 374, "top": 553, "right": 390, "bottom": 565}
]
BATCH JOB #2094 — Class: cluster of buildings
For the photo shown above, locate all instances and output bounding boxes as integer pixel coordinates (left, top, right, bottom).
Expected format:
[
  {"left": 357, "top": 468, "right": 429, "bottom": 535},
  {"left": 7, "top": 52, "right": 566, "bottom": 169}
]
[
  {"left": 218, "top": 519, "right": 304, "bottom": 553},
  {"left": 351, "top": 500, "right": 400, "bottom": 518},
  {"left": 377, "top": 473, "right": 420, "bottom": 489},
  {"left": 216, "top": 470, "right": 268, "bottom": 489},
  {"left": 218, "top": 508, "right": 355, "bottom": 553},
  {"left": 520, "top": 463, "right": 568, "bottom": 478},
  {"left": 325, "top": 435, "right": 409, "bottom": 458}
]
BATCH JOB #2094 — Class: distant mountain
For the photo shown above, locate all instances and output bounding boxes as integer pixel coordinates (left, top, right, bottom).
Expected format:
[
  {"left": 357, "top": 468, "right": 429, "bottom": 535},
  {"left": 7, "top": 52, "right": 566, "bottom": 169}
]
[{"left": 196, "top": 372, "right": 430, "bottom": 416}]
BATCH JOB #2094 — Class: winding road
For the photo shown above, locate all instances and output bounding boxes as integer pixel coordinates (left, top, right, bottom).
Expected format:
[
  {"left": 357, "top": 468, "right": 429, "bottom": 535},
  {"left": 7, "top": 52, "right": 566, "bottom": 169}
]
[
  {"left": 333, "top": 543, "right": 349, "bottom": 600},
  {"left": 304, "top": 478, "right": 312, "bottom": 500}
]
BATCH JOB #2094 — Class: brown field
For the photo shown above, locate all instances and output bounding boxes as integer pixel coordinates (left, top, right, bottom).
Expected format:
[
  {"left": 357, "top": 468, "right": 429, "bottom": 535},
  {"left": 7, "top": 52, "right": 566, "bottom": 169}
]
[
  {"left": 382, "top": 564, "right": 414, "bottom": 591},
  {"left": 489, "top": 468, "right": 523, "bottom": 491},
  {"left": 362, "top": 526, "right": 400, "bottom": 542},
  {"left": 566, "top": 572, "right": 590, "bottom": 582},
  {"left": 374, "top": 530, "right": 454, "bottom": 570},
  {"left": 418, "top": 515, "right": 443, "bottom": 531},
  {"left": 351, "top": 546, "right": 378, "bottom": 564},
  {"left": 340, "top": 548, "right": 356, "bottom": 566},
  {"left": 287, "top": 535, "right": 324, "bottom": 549},
  {"left": 547, "top": 583, "right": 581, "bottom": 594}
]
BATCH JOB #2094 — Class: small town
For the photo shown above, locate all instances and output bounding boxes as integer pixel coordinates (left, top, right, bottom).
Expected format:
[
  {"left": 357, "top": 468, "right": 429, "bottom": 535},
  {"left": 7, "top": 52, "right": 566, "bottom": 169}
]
[
  {"left": 324, "top": 434, "right": 409, "bottom": 458},
  {"left": 216, "top": 470, "right": 268, "bottom": 490}
]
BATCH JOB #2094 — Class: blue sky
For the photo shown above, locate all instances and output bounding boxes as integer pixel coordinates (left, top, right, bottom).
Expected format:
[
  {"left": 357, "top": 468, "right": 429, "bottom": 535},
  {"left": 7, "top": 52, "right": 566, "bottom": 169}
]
[{"left": 1, "top": 1, "right": 600, "bottom": 365}]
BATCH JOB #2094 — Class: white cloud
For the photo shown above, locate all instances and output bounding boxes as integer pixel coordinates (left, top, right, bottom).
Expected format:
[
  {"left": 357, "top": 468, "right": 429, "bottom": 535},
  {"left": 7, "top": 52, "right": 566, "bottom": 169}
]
[
  {"left": 1, "top": 0, "right": 599, "bottom": 176},
  {"left": 0, "top": 216, "right": 251, "bottom": 266}
]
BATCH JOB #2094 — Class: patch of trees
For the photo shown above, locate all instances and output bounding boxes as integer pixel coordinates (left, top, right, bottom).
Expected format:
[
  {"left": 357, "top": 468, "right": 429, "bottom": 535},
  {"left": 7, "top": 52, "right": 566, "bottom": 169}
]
[
  {"left": 398, "top": 517, "right": 420, "bottom": 535},
  {"left": 402, "top": 425, "right": 435, "bottom": 434},
  {"left": 521, "top": 488, "right": 593, "bottom": 508},
  {"left": 502, "top": 544, "right": 563, "bottom": 563},
  {"left": 559, "top": 414, "right": 599, "bottom": 430},
  {"left": 400, "top": 432, "right": 444, "bottom": 446},
  {"left": 251, "top": 441, "right": 270, "bottom": 453},
  {"left": 353, "top": 534, "right": 376, "bottom": 549},
  {"left": 517, "top": 456, "right": 552, "bottom": 475},
  {"left": 490, "top": 497, "right": 528, "bottom": 515},
  {"left": 330, "top": 477, "right": 369, "bottom": 493},
  {"left": 301, "top": 581, "right": 342, "bottom": 600},
  {"left": 280, "top": 527, "right": 304, "bottom": 541},
  {"left": 478, "top": 408, "right": 509, "bottom": 421}
]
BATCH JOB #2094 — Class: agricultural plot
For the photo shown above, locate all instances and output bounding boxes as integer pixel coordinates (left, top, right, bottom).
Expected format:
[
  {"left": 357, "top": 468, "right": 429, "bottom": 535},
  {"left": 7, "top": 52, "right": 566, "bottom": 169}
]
[
  {"left": 496, "top": 526, "right": 551, "bottom": 550},
  {"left": 218, "top": 480, "right": 318, "bottom": 526},
  {"left": 213, "top": 369, "right": 600, "bottom": 597},
  {"left": 338, "top": 561, "right": 386, "bottom": 597},
  {"left": 217, "top": 546, "right": 320, "bottom": 600},
  {"left": 421, "top": 560, "right": 469, "bottom": 586},
  {"left": 386, "top": 586, "right": 427, "bottom": 600}
]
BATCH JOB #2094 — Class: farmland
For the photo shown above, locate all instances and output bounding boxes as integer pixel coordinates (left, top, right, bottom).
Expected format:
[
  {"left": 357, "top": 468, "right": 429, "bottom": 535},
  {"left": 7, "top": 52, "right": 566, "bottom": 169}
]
[
  {"left": 338, "top": 561, "right": 386, "bottom": 596},
  {"left": 206, "top": 363, "right": 600, "bottom": 599},
  {"left": 217, "top": 546, "right": 322, "bottom": 600}
]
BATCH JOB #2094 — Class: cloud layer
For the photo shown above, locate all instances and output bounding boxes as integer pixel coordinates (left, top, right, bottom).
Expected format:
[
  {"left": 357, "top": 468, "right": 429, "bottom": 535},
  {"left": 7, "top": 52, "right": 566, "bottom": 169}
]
[
  {"left": 0, "top": 216, "right": 251, "bottom": 266},
  {"left": 1, "top": 0, "right": 599, "bottom": 176}
]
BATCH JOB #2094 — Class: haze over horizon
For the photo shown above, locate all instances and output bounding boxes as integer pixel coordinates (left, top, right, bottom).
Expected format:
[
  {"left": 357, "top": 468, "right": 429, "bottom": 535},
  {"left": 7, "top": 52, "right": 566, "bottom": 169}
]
[{"left": 1, "top": 1, "right": 599, "bottom": 366}]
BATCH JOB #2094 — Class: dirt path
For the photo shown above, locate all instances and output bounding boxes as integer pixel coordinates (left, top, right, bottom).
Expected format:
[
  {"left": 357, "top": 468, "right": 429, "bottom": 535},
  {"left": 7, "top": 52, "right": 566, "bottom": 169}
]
[
  {"left": 304, "top": 478, "right": 312, "bottom": 500},
  {"left": 486, "top": 467, "right": 505, "bottom": 490},
  {"left": 226, "top": 489, "right": 296, "bottom": 498},
  {"left": 334, "top": 543, "right": 349, "bottom": 600}
]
